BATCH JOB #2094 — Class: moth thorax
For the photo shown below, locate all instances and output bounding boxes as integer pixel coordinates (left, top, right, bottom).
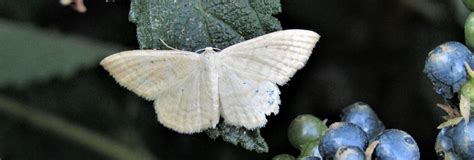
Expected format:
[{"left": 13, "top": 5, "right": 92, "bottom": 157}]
[{"left": 196, "top": 47, "right": 221, "bottom": 54}]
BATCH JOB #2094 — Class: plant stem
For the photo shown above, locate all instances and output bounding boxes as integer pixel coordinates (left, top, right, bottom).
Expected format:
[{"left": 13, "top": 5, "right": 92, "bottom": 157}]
[{"left": 0, "top": 95, "right": 155, "bottom": 160}]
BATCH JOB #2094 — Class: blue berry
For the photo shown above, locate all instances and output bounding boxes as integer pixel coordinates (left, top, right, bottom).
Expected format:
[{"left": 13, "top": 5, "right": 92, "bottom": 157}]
[
  {"left": 452, "top": 117, "right": 474, "bottom": 159},
  {"left": 296, "top": 157, "right": 321, "bottom": 160},
  {"left": 334, "top": 146, "right": 365, "bottom": 160},
  {"left": 318, "top": 122, "right": 368, "bottom": 159},
  {"left": 423, "top": 41, "right": 474, "bottom": 99},
  {"left": 435, "top": 127, "right": 460, "bottom": 159},
  {"left": 373, "top": 129, "right": 420, "bottom": 160},
  {"left": 341, "top": 102, "right": 385, "bottom": 140}
]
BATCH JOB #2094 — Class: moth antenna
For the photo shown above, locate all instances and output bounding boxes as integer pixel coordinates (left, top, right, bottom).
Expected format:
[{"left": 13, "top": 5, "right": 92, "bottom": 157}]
[{"left": 160, "top": 39, "right": 179, "bottom": 50}]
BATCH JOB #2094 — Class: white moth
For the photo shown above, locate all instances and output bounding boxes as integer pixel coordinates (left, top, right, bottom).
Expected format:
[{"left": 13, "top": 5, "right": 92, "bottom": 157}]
[{"left": 100, "top": 29, "right": 320, "bottom": 134}]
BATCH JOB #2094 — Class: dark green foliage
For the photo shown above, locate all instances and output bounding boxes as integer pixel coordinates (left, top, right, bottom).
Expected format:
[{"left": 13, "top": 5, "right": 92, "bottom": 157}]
[
  {"left": 466, "top": 13, "right": 474, "bottom": 49},
  {"left": 0, "top": 0, "right": 46, "bottom": 21},
  {"left": 129, "top": 0, "right": 282, "bottom": 152},
  {"left": 129, "top": 0, "right": 282, "bottom": 50},
  {"left": 206, "top": 123, "right": 269, "bottom": 153},
  {"left": 0, "top": 20, "right": 123, "bottom": 87},
  {"left": 272, "top": 154, "right": 296, "bottom": 160},
  {"left": 463, "top": 0, "right": 474, "bottom": 11},
  {"left": 0, "top": 70, "right": 156, "bottom": 160},
  {"left": 0, "top": 18, "right": 152, "bottom": 160}
]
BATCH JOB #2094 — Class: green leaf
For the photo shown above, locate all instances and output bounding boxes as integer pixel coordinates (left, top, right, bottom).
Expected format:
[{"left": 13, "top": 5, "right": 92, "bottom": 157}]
[
  {"left": 129, "top": 0, "right": 282, "bottom": 152},
  {"left": 0, "top": 20, "right": 123, "bottom": 87},
  {"left": 129, "top": 0, "right": 282, "bottom": 51},
  {"left": 0, "top": 0, "right": 46, "bottom": 21},
  {"left": 0, "top": 70, "right": 157, "bottom": 159},
  {"left": 0, "top": 95, "right": 155, "bottom": 160},
  {"left": 206, "top": 123, "right": 269, "bottom": 153}
]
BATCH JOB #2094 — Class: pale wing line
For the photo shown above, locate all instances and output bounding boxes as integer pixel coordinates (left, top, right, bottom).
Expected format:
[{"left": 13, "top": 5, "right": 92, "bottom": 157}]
[
  {"left": 225, "top": 39, "right": 318, "bottom": 55},
  {"left": 154, "top": 56, "right": 214, "bottom": 133},
  {"left": 219, "top": 30, "right": 319, "bottom": 56},
  {"left": 229, "top": 46, "right": 311, "bottom": 64},
  {"left": 102, "top": 52, "right": 199, "bottom": 74},
  {"left": 237, "top": 70, "right": 269, "bottom": 122},
  {"left": 101, "top": 50, "right": 201, "bottom": 99},
  {"left": 219, "top": 65, "right": 261, "bottom": 124},
  {"left": 137, "top": 60, "right": 194, "bottom": 97},
  {"left": 218, "top": 64, "right": 283, "bottom": 128},
  {"left": 221, "top": 42, "right": 315, "bottom": 58},
  {"left": 225, "top": 61, "right": 280, "bottom": 114},
  {"left": 219, "top": 47, "right": 311, "bottom": 85},
  {"left": 215, "top": 30, "right": 318, "bottom": 128},
  {"left": 156, "top": 54, "right": 222, "bottom": 133},
  {"left": 116, "top": 58, "right": 181, "bottom": 93},
  {"left": 224, "top": 44, "right": 312, "bottom": 65},
  {"left": 121, "top": 61, "right": 198, "bottom": 98},
  {"left": 195, "top": 68, "right": 203, "bottom": 129},
  {"left": 217, "top": 30, "right": 319, "bottom": 84},
  {"left": 220, "top": 60, "right": 272, "bottom": 84},
  {"left": 227, "top": 49, "right": 308, "bottom": 75}
]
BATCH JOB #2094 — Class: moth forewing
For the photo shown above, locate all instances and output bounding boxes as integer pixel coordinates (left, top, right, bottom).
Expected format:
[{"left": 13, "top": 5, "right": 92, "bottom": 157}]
[{"left": 100, "top": 30, "right": 320, "bottom": 133}]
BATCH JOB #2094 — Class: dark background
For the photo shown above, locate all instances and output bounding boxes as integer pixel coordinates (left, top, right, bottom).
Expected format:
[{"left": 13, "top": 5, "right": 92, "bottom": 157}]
[{"left": 0, "top": 0, "right": 467, "bottom": 159}]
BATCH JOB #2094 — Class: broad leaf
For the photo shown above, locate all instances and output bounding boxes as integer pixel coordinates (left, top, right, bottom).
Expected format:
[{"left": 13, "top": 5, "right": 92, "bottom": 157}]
[
  {"left": 0, "top": 20, "right": 123, "bottom": 87},
  {"left": 129, "top": 0, "right": 282, "bottom": 51},
  {"left": 129, "top": 0, "right": 282, "bottom": 152}
]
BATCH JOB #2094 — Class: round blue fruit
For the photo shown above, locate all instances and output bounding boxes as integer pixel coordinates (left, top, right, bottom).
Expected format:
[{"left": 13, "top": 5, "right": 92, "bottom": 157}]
[
  {"left": 318, "top": 122, "right": 368, "bottom": 159},
  {"left": 341, "top": 102, "right": 385, "bottom": 140},
  {"left": 452, "top": 117, "right": 474, "bottom": 159},
  {"left": 373, "top": 129, "right": 420, "bottom": 160},
  {"left": 334, "top": 146, "right": 365, "bottom": 160},
  {"left": 423, "top": 41, "right": 474, "bottom": 99},
  {"left": 435, "top": 127, "right": 460, "bottom": 159},
  {"left": 296, "top": 157, "right": 321, "bottom": 160}
]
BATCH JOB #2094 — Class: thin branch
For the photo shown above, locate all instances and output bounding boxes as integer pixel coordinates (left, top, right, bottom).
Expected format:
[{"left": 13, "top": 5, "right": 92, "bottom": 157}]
[{"left": 0, "top": 95, "right": 155, "bottom": 160}]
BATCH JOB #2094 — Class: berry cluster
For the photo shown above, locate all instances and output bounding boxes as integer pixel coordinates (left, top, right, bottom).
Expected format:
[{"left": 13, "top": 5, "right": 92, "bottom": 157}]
[
  {"left": 435, "top": 117, "right": 474, "bottom": 159},
  {"left": 423, "top": 38, "right": 474, "bottom": 159},
  {"left": 272, "top": 102, "right": 420, "bottom": 160},
  {"left": 422, "top": 0, "right": 474, "bottom": 159}
]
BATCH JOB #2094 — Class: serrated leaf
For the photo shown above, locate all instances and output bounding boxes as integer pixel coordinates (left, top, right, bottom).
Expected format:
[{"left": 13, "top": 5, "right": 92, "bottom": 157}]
[
  {"left": 205, "top": 123, "right": 268, "bottom": 153},
  {"left": 0, "top": 20, "right": 123, "bottom": 87},
  {"left": 129, "top": 0, "right": 282, "bottom": 51},
  {"left": 129, "top": 0, "right": 282, "bottom": 152}
]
